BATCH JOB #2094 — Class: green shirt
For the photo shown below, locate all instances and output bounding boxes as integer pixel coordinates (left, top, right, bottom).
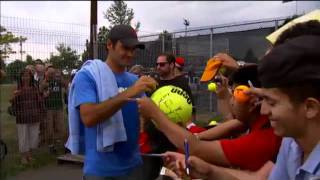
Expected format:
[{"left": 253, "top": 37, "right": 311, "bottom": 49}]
[{"left": 45, "top": 80, "right": 63, "bottom": 110}]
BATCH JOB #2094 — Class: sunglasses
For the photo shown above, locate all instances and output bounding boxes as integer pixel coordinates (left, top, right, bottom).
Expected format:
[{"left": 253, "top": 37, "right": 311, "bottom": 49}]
[{"left": 156, "top": 62, "right": 169, "bottom": 67}]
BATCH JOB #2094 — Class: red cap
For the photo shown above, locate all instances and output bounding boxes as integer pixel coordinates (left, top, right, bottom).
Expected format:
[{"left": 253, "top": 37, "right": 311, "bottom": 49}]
[{"left": 175, "top": 57, "right": 185, "bottom": 68}]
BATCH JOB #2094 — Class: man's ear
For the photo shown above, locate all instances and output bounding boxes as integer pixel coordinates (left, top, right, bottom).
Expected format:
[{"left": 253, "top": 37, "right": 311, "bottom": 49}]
[
  {"left": 304, "top": 98, "right": 320, "bottom": 120},
  {"left": 170, "top": 62, "right": 175, "bottom": 70},
  {"left": 106, "top": 39, "right": 113, "bottom": 51}
]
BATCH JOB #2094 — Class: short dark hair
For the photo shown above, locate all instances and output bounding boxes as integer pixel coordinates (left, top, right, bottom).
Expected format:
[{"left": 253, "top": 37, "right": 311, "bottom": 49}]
[
  {"left": 229, "top": 64, "right": 261, "bottom": 88},
  {"left": 274, "top": 20, "right": 320, "bottom": 46},
  {"left": 108, "top": 38, "right": 118, "bottom": 46},
  {"left": 34, "top": 59, "right": 44, "bottom": 65},
  {"left": 17, "top": 68, "right": 35, "bottom": 89},
  {"left": 279, "top": 83, "right": 320, "bottom": 105},
  {"left": 158, "top": 53, "right": 176, "bottom": 64}
]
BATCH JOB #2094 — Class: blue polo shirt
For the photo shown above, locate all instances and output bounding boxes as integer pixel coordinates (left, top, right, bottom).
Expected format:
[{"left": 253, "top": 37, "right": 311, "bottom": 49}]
[
  {"left": 73, "top": 69, "right": 142, "bottom": 177},
  {"left": 269, "top": 137, "right": 320, "bottom": 180}
]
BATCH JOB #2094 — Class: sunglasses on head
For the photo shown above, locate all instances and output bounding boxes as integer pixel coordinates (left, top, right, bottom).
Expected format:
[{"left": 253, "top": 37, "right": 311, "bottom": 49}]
[{"left": 156, "top": 62, "right": 169, "bottom": 67}]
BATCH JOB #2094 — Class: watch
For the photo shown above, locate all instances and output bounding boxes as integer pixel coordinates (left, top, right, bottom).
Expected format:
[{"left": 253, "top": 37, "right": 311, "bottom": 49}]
[{"left": 237, "top": 61, "right": 246, "bottom": 68}]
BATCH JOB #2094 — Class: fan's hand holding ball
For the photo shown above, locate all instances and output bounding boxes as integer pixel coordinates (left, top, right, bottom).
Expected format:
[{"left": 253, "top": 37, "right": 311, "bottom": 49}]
[
  {"left": 137, "top": 97, "right": 160, "bottom": 120},
  {"left": 233, "top": 85, "right": 250, "bottom": 103}
]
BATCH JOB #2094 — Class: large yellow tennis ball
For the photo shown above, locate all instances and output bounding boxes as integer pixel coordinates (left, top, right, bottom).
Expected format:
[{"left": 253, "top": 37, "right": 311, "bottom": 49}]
[
  {"left": 233, "top": 85, "right": 250, "bottom": 103},
  {"left": 208, "top": 82, "right": 217, "bottom": 92},
  {"left": 151, "top": 85, "right": 193, "bottom": 124}
]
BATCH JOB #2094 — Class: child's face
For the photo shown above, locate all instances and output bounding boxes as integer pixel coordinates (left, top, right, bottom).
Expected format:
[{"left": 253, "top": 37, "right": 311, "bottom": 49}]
[{"left": 258, "top": 88, "right": 305, "bottom": 138}]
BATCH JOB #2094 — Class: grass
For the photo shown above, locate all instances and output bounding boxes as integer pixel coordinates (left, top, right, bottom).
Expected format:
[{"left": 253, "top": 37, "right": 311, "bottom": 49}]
[{"left": 0, "top": 84, "right": 64, "bottom": 180}]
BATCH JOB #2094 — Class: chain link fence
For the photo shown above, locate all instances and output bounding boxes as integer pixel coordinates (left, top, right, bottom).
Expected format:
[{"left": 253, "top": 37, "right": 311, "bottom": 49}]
[
  {"left": 0, "top": 16, "right": 89, "bottom": 179},
  {"left": 0, "top": 15, "right": 289, "bottom": 179}
]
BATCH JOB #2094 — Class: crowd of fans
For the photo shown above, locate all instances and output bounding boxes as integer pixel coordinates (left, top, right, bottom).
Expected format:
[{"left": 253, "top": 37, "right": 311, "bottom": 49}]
[
  {"left": 8, "top": 60, "right": 72, "bottom": 164},
  {"left": 1, "top": 10, "right": 320, "bottom": 180}
]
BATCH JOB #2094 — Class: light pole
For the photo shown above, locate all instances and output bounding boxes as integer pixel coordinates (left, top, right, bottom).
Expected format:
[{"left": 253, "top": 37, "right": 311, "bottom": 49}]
[
  {"left": 183, "top": 18, "right": 190, "bottom": 37},
  {"left": 183, "top": 18, "right": 190, "bottom": 57},
  {"left": 89, "top": 0, "right": 97, "bottom": 60}
]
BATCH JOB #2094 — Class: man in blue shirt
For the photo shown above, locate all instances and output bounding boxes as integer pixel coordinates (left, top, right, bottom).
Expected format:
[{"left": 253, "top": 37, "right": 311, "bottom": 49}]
[{"left": 72, "top": 25, "right": 157, "bottom": 179}]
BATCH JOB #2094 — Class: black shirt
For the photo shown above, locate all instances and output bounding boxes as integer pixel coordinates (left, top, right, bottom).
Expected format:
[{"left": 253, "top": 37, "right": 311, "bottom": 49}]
[{"left": 145, "top": 75, "right": 194, "bottom": 153}]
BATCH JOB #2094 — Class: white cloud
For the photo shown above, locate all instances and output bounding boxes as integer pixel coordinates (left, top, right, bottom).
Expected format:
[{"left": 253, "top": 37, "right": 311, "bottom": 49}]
[{"left": 2, "top": 1, "right": 320, "bottom": 34}]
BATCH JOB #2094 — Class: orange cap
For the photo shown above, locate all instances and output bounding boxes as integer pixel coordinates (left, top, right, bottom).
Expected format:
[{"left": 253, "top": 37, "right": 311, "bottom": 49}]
[{"left": 200, "top": 58, "right": 222, "bottom": 82}]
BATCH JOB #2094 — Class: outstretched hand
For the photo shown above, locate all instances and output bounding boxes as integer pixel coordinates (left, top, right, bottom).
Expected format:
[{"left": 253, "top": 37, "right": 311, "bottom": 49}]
[{"left": 136, "top": 97, "right": 161, "bottom": 120}]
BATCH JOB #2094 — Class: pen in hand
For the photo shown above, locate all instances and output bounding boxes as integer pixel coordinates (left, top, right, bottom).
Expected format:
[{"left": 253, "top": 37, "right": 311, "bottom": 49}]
[{"left": 184, "top": 138, "right": 190, "bottom": 176}]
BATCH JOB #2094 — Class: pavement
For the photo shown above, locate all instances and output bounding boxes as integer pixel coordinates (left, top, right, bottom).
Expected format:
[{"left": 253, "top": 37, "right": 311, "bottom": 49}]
[{"left": 7, "top": 163, "right": 83, "bottom": 180}]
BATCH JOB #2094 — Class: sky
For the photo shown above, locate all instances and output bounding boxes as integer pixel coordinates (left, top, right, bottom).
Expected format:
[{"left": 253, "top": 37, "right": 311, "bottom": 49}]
[
  {"left": 1, "top": 1, "right": 319, "bottom": 62},
  {"left": 2, "top": 1, "right": 320, "bottom": 35}
]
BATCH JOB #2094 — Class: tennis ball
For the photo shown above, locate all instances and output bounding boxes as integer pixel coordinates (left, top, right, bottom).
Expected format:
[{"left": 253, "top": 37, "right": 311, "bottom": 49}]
[
  {"left": 208, "top": 120, "right": 218, "bottom": 126},
  {"left": 233, "top": 85, "right": 250, "bottom": 103},
  {"left": 208, "top": 82, "right": 217, "bottom": 92},
  {"left": 151, "top": 85, "right": 193, "bottom": 124}
]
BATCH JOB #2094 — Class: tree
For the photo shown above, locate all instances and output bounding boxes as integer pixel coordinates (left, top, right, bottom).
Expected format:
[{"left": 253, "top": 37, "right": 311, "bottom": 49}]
[
  {"left": 97, "top": 0, "right": 141, "bottom": 43},
  {"left": 0, "top": 59, "right": 5, "bottom": 70},
  {"left": 157, "top": 30, "right": 173, "bottom": 53},
  {"left": 105, "top": 1, "right": 134, "bottom": 27},
  {"left": 243, "top": 48, "right": 258, "bottom": 63},
  {"left": 6, "top": 60, "right": 26, "bottom": 81},
  {"left": 158, "top": 30, "right": 172, "bottom": 41},
  {"left": 25, "top": 54, "right": 34, "bottom": 65},
  {"left": 97, "top": 26, "right": 110, "bottom": 44},
  {"left": 0, "top": 26, "right": 27, "bottom": 62},
  {"left": 49, "top": 43, "right": 81, "bottom": 71}
]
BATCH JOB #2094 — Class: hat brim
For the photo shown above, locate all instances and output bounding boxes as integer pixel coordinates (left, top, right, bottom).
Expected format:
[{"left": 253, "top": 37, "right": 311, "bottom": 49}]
[
  {"left": 200, "top": 71, "right": 216, "bottom": 82},
  {"left": 200, "top": 59, "right": 222, "bottom": 82},
  {"left": 120, "top": 38, "right": 145, "bottom": 49}
]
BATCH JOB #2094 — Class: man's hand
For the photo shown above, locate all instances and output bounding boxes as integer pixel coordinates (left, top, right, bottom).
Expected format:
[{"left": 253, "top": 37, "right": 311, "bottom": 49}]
[
  {"left": 162, "top": 152, "right": 215, "bottom": 179},
  {"left": 188, "top": 156, "right": 216, "bottom": 179},
  {"left": 213, "top": 53, "right": 239, "bottom": 71},
  {"left": 136, "top": 97, "right": 161, "bottom": 120},
  {"left": 244, "top": 87, "right": 264, "bottom": 106},
  {"left": 162, "top": 151, "right": 186, "bottom": 178},
  {"left": 13, "top": 90, "right": 22, "bottom": 96},
  {"left": 126, "top": 76, "right": 158, "bottom": 98},
  {"left": 215, "top": 74, "right": 231, "bottom": 99}
]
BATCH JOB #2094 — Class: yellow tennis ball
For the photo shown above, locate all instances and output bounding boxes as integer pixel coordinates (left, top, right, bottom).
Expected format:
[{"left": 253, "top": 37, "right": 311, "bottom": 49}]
[
  {"left": 208, "top": 82, "right": 217, "bottom": 92},
  {"left": 233, "top": 85, "right": 250, "bottom": 103},
  {"left": 151, "top": 85, "right": 193, "bottom": 124}
]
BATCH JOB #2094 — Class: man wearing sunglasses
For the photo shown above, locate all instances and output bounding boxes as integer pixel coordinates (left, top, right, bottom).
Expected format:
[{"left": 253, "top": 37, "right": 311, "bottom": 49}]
[{"left": 140, "top": 53, "right": 194, "bottom": 179}]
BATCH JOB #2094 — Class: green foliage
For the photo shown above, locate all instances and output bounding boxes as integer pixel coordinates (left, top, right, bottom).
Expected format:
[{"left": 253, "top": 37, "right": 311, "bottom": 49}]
[
  {"left": 97, "top": 0, "right": 140, "bottom": 43},
  {"left": 158, "top": 30, "right": 172, "bottom": 41},
  {"left": 25, "top": 55, "right": 34, "bottom": 65},
  {"left": 0, "top": 26, "right": 27, "bottom": 62},
  {"left": 243, "top": 48, "right": 258, "bottom": 63},
  {"left": 97, "top": 26, "right": 110, "bottom": 43},
  {"left": 48, "top": 43, "right": 81, "bottom": 71},
  {"left": 5, "top": 60, "right": 26, "bottom": 81},
  {"left": 0, "top": 59, "right": 5, "bottom": 70},
  {"left": 104, "top": 0, "right": 134, "bottom": 28}
]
